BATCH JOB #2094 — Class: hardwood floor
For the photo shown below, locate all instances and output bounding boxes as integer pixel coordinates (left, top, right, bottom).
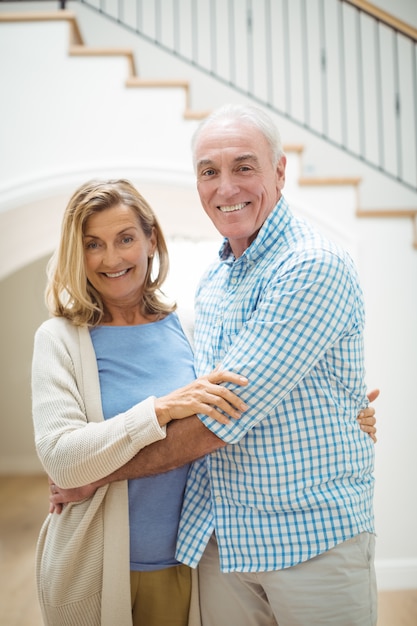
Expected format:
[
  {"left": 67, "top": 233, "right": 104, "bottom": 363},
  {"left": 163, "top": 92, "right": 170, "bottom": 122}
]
[
  {"left": 0, "top": 475, "right": 46, "bottom": 626},
  {"left": 0, "top": 475, "right": 416, "bottom": 626}
]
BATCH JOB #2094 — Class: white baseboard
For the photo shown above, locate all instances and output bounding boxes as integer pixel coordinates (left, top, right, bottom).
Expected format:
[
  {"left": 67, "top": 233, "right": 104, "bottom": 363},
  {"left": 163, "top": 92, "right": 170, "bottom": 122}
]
[{"left": 376, "top": 559, "right": 417, "bottom": 590}]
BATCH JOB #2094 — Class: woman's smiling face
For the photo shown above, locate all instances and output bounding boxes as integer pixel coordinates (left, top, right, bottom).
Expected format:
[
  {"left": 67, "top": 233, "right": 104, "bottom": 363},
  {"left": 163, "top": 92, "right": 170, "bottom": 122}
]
[{"left": 83, "top": 203, "right": 156, "bottom": 309}]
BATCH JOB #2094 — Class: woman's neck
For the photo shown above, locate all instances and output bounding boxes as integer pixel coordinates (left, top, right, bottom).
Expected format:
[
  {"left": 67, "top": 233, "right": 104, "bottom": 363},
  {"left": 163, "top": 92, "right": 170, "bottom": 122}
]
[{"left": 102, "top": 304, "right": 162, "bottom": 326}]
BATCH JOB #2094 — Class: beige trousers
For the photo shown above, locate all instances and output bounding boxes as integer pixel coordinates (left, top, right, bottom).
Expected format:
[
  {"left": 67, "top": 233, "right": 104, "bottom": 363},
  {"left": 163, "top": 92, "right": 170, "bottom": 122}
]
[{"left": 198, "top": 532, "right": 377, "bottom": 626}]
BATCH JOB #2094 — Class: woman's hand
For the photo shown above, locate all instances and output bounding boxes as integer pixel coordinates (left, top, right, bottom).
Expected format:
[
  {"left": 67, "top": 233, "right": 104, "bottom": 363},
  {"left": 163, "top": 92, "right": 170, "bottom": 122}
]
[
  {"left": 154, "top": 368, "right": 249, "bottom": 426},
  {"left": 357, "top": 388, "right": 380, "bottom": 443}
]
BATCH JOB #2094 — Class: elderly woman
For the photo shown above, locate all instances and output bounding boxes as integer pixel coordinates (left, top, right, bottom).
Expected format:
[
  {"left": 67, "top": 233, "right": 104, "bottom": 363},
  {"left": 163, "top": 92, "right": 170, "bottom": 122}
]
[{"left": 32, "top": 179, "right": 249, "bottom": 626}]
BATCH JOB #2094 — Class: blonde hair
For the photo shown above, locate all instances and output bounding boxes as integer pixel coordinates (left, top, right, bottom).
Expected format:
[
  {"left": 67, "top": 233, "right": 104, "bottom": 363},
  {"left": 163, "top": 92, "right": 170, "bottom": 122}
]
[{"left": 46, "top": 179, "right": 175, "bottom": 326}]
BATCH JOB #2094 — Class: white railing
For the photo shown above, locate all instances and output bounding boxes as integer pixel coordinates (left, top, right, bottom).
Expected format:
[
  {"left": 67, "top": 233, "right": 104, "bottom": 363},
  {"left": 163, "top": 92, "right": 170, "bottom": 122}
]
[{"left": 76, "top": 0, "right": 417, "bottom": 193}]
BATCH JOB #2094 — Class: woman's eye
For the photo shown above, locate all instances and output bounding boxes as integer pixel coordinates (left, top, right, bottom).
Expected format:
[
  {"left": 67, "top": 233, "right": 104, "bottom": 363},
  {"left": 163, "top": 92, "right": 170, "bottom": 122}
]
[
  {"left": 85, "top": 241, "right": 98, "bottom": 250},
  {"left": 121, "top": 236, "right": 134, "bottom": 244}
]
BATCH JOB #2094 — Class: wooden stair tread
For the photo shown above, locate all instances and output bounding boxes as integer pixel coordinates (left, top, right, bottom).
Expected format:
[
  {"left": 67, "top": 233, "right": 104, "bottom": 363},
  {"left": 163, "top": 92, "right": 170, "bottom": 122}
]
[
  {"left": 70, "top": 45, "right": 135, "bottom": 57},
  {"left": 357, "top": 208, "right": 417, "bottom": 218},
  {"left": 299, "top": 176, "right": 362, "bottom": 186},
  {"left": 126, "top": 77, "right": 190, "bottom": 88},
  {"left": 0, "top": 10, "right": 83, "bottom": 44}
]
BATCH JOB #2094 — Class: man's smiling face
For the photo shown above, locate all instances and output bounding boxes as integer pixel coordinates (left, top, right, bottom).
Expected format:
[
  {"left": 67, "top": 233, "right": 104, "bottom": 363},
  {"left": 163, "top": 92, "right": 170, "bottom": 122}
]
[{"left": 195, "top": 119, "right": 286, "bottom": 257}]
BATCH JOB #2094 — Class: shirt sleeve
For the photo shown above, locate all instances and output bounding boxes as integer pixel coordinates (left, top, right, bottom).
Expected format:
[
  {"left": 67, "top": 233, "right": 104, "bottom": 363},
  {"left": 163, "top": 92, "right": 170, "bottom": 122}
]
[
  {"left": 198, "top": 248, "right": 363, "bottom": 444},
  {"left": 32, "top": 325, "right": 167, "bottom": 488}
]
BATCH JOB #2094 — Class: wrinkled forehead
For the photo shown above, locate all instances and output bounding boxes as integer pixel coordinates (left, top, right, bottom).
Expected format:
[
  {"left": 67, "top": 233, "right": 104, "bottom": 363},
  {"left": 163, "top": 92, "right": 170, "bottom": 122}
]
[{"left": 194, "top": 119, "right": 271, "bottom": 166}]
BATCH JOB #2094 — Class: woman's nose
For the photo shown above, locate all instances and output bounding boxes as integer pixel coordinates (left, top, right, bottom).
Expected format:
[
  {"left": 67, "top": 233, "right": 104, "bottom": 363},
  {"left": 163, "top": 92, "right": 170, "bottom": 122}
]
[{"left": 102, "top": 246, "right": 122, "bottom": 266}]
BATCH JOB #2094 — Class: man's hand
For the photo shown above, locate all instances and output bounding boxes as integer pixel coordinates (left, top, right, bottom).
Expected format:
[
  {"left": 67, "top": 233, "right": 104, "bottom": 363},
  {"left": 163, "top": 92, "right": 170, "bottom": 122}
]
[{"left": 48, "top": 476, "right": 97, "bottom": 514}]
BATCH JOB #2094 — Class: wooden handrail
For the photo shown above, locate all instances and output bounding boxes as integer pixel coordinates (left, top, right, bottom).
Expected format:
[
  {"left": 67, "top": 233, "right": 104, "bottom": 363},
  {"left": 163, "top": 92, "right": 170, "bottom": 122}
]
[{"left": 344, "top": 1, "right": 417, "bottom": 40}]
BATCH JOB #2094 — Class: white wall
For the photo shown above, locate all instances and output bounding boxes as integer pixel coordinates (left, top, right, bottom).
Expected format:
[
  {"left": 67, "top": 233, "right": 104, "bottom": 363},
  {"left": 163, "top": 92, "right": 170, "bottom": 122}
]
[
  {"left": 375, "top": 0, "right": 417, "bottom": 27},
  {"left": 0, "top": 2, "right": 416, "bottom": 591}
]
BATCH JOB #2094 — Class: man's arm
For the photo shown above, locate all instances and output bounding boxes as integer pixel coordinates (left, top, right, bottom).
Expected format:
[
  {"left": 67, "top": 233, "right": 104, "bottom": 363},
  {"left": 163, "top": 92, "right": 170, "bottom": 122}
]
[
  {"left": 49, "top": 398, "right": 378, "bottom": 512},
  {"left": 49, "top": 415, "right": 224, "bottom": 510},
  {"left": 97, "top": 415, "right": 224, "bottom": 484}
]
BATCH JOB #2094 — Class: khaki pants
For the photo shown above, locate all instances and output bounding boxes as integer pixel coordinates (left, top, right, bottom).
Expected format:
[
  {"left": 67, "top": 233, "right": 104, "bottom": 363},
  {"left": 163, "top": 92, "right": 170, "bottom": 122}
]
[
  {"left": 130, "top": 564, "right": 191, "bottom": 626},
  {"left": 198, "top": 532, "right": 377, "bottom": 626}
]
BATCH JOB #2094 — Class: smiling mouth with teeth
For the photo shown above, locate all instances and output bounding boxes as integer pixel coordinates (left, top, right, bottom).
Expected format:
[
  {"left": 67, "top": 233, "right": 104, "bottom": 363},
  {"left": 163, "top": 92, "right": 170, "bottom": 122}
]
[
  {"left": 218, "top": 202, "right": 248, "bottom": 213},
  {"left": 104, "top": 269, "right": 129, "bottom": 278}
]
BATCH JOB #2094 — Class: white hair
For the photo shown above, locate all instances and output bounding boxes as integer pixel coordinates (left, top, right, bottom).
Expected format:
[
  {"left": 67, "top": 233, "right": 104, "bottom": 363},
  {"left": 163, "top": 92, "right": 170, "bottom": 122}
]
[{"left": 191, "top": 103, "right": 284, "bottom": 169}]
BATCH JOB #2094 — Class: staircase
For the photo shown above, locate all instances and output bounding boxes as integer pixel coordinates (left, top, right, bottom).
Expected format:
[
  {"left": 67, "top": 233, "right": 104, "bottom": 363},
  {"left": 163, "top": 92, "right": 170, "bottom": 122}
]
[
  {"left": 0, "top": 5, "right": 417, "bottom": 591},
  {"left": 0, "top": 3, "right": 417, "bottom": 269},
  {"left": 0, "top": 5, "right": 416, "bottom": 269}
]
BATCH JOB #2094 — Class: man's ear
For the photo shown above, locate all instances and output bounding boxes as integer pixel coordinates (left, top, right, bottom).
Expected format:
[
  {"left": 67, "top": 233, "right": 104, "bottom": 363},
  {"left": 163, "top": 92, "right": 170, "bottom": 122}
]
[{"left": 276, "top": 155, "right": 286, "bottom": 191}]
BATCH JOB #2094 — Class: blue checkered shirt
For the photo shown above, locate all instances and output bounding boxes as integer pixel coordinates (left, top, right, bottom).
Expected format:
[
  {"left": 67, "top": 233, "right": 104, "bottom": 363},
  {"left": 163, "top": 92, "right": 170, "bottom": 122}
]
[{"left": 176, "top": 196, "right": 375, "bottom": 572}]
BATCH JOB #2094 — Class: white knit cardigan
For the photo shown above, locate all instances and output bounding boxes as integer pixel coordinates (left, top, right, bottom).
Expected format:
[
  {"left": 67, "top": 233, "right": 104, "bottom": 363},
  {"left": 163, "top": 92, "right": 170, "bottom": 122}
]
[{"left": 32, "top": 312, "right": 200, "bottom": 626}]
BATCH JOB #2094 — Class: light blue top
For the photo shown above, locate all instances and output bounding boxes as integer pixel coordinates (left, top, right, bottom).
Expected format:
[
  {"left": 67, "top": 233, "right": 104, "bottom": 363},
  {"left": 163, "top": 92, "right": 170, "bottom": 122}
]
[
  {"left": 176, "top": 196, "right": 375, "bottom": 573},
  {"left": 91, "top": 312, "right": 195, "bottom": 571}
]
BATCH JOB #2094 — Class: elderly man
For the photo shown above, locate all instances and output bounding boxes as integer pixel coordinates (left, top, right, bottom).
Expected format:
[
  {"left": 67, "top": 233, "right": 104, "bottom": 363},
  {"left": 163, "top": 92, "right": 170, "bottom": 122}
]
[{"left": 172, "top": 104, "right": 376, "bottom": 626}]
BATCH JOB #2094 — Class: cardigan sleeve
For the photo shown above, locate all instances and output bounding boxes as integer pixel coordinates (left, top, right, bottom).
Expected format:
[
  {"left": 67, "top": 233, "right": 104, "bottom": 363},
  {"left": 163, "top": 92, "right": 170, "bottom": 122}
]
[{"left": 31, "top": 321, "right": 167, "bottom": 488}]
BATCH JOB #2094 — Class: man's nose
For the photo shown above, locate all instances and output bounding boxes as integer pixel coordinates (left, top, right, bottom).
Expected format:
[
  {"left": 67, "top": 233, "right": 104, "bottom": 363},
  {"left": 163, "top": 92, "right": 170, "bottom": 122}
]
[{"left": 217, "top": 173, "right": 240, "bottom": 197}]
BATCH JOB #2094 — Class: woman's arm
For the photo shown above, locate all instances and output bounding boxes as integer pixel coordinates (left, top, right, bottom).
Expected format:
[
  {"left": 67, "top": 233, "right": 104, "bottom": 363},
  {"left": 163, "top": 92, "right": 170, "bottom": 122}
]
[{"left": 33, "top": 323, "right": 247, "bottom": 489}]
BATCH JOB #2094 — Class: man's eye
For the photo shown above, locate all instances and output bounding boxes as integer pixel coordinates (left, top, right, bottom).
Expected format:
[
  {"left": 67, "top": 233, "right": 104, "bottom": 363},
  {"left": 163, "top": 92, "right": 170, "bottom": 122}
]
[{"left": 202, "top": 169, "right": 215, "bottom": 176}]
